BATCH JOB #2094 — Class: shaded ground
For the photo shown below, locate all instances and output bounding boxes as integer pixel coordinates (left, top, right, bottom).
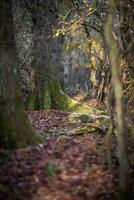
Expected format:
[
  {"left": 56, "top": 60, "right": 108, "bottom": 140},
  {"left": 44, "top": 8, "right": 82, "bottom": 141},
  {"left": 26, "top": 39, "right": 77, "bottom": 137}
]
[
  {"left": 0, "top": 95, "right": 133, "bottom": 200},
  {"left": 0, "top": 136, "right": 117, "bottom": 200}
]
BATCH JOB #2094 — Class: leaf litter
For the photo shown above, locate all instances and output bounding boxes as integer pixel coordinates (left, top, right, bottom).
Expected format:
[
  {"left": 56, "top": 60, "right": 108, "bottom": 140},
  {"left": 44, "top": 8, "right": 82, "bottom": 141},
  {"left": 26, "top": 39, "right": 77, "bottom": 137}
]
[{"left": 0, "top": 109, "right": 133, "bottom": 200}]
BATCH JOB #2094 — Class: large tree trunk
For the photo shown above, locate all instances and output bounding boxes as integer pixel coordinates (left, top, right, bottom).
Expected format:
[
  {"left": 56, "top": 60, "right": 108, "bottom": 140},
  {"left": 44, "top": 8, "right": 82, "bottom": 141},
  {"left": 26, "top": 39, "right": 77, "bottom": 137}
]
[
  {"left": 25, "top": 0, "right": 61, "bottom": 110},
  {"left": 13, "top": 0, "right": 34, "bottom": 104},
  {"left": 0, "top": 0, "right": 38, "bottom": 149},
  {"left": 25, "top": 0, "right": 92, "bottom": 113}
]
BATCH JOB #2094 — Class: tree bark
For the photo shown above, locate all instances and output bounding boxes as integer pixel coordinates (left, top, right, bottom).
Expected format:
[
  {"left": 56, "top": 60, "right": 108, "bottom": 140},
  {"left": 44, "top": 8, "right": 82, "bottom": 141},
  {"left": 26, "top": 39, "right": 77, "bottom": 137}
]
[
  {"left": 0, "top": 0, "right": 38, "bottom": 148},
  {"left": 119, "top": 0, "right": 134, "bottom": 102},
  {"left": 104, "top": 0, "right": 129, "bottom": 196},
  {"left": 25, "top": 0, "right": 61, "bottom": 110}
]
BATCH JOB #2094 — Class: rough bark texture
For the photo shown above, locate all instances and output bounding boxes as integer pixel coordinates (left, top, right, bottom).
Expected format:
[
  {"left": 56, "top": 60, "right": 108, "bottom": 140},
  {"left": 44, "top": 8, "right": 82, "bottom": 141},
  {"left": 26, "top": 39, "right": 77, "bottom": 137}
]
[
  {"left": 0, "top": 0, "right": 38, "bottom": 149},
  {"left": 23, "top": 0, "right": 92, "bottom": 112},
  {"left": 13, "top": 0, "right": 34, "bottom": 103},
  {"left": 24, "top": 0, "right": 60, "bottom": 110}
]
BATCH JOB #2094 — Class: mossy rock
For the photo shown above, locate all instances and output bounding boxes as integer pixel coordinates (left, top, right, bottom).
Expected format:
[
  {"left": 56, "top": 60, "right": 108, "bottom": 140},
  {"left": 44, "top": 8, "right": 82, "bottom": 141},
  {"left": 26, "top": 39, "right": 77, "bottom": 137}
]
[
  {"left": 68, "top": 113, "right": 109, "bottom": 122},
  {"left": 71, "top": 126, "right": 97, "bottom": 135},
  {"left": 68, "top": 113, "right": 110, "bottom": 133}
]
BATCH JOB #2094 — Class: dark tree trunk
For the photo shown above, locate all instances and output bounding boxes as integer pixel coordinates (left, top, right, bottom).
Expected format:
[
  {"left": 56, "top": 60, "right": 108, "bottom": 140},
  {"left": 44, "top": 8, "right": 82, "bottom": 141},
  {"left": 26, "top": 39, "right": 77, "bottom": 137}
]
[
  {"left": 0, "top": 0, "right": 38, "bottom": 148},
  {"left": 25, "top": 0, "right": 61, "bottom": 110},
  {"left": 13, "top": 0, "right": 34, "bottom": 104}
]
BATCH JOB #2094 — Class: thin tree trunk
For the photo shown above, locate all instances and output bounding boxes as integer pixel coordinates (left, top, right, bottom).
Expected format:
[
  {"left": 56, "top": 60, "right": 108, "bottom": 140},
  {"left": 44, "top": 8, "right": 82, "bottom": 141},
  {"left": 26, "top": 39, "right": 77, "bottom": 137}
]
[{"left": 104, "top": 0, "right": 129, "bottom": 196}]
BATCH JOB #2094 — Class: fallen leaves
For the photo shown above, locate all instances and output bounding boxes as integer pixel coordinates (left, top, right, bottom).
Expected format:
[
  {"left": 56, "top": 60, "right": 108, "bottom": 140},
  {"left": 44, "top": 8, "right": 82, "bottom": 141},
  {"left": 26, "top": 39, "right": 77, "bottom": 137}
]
[
  {"left": 26, "top": 110, "right": 70, "bottom": 133},
  {"left": 0, "top": 109, "right": 129, "bottom": 200},
  {"left": 0, "top": 135, "right": 117, "bottom": 200}
]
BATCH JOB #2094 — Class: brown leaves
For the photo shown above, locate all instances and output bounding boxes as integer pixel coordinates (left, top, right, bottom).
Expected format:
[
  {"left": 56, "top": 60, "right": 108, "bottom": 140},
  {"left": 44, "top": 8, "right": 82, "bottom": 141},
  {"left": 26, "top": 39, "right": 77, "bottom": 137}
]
[
  {"left": 26, "top": 110, "right": 69, "bottom": 133},
  {"left": 0, "top": 135, "right": 116, "bottom": 200},
  {"left": 0, "top": 109, "right": 118, "bottom": 200}
]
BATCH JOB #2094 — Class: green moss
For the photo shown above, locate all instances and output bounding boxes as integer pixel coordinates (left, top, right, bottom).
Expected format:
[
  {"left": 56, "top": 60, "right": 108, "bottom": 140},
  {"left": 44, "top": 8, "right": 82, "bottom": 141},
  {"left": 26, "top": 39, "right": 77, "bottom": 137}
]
[
  {"left": 26, "top": 92, "right": 36, "bottom": 110},
  {"left": 68, "top": 113, "right": 110, "bottom": 134},
  {"left": 26, "top": 78, "right": 104, "bottom": 114},
  {"left": 43, "top": 84, "right": 52, "bottom": 109},
  {"left": 0, "top": 105, "right": 42, "bottom": 149},
  {"left": 51, "top": 79, "right": 103, "bottom": 113},
  {"left": 72, "top": 126, "right": 97, "bottom": 135},
  {"left": 26, "top": 81, "right": 52, "bottom": 110}
]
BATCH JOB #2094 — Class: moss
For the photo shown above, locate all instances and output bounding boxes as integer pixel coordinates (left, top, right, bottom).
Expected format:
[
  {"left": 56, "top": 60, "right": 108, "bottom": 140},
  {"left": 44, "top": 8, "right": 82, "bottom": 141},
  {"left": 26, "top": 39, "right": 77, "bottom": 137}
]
[
  {"left": 26, "top": 81, "right": 52, "bottom": 110},
  {"left": 68, "top": 113, "right": 110, "bottom": 134},
  {"left": 0, "top": 104, "right": 42, "bottom": 149},
  {"left": 43, "top": 84, "right": 52, "bottom": 109},
  {"left": 72, "top": 126, "right": 97, "bottom": 135},
  {"left": 51, "top": 79, "right": 103, "bottom": 113},
  {"left": 26, "top": 78, "right": 104, "bottom": 114},
  {"left": 26, "top": 91, "right": 36, "bottom": 110}
]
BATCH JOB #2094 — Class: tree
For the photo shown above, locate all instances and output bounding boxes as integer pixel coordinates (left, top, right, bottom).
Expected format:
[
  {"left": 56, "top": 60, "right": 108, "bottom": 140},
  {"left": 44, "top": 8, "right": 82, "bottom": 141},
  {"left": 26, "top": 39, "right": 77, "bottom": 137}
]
[
  {"left": 0, "top": 0, "right": 38, "bottom": 148},
  {"left": 13, "top": 0, "right": 34, "bottom": 104},
  {"left": 119, "top": 0, "right": 134, "bottom": 102},
  {"left": 22, "top": 0, "right": 92, "bottom": 113},
  {"left": 104, "top": 0, "right": 129, "bottom": 196},
  {"left": 59, "top": 0, "right": 111, "bottom": 100},
  {"left": 30, "top": 0, "right": 61, "bottom": 109}
]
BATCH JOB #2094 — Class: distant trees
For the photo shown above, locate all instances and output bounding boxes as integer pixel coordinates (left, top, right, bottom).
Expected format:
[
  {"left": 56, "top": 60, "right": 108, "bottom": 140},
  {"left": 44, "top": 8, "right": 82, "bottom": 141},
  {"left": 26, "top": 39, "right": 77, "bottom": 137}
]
[
  {"left": 58, "top": 0, "right": 111, "bottom": 100},
  {"left": 0, "top": 0, "right": 38, "bottom": 148}
]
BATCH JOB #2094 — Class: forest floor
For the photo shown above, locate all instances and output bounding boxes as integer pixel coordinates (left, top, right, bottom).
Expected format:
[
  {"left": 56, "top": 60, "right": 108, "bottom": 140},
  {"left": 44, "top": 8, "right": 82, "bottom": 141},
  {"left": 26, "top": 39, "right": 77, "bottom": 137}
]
[{"left": 0, "top": 93, "right": 134, "bottom": 200}]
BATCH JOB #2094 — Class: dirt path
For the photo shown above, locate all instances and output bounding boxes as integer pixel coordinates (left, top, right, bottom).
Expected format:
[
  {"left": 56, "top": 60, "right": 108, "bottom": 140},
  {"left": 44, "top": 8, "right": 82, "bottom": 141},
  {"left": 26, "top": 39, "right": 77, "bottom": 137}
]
[{"left": 0, "top": 109, "right": 119, "bottom": 200}]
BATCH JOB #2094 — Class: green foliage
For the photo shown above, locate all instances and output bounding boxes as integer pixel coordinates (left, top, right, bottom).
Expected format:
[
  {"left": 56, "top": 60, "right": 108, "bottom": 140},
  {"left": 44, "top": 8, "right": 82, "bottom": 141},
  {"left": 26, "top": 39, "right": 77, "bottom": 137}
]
[
  {"left": 43, "top": 86, "right": 52, "bottom": 109},
  {"left": 47, "top": 162, "right": 57, "bottom": 176}
]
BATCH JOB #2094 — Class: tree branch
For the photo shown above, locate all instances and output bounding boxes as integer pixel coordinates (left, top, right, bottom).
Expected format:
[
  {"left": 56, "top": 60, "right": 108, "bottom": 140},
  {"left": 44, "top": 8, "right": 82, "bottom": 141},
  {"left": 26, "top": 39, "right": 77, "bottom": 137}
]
[{"left": 81, "top": 23, "right": 104, "bottom": 38}]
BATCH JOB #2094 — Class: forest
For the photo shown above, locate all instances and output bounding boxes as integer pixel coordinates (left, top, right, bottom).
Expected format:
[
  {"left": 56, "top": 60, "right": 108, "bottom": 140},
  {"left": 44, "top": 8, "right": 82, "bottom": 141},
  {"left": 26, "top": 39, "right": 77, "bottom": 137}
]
[{"left": 0, "top": 0, "right": 134, "bottom": 199}]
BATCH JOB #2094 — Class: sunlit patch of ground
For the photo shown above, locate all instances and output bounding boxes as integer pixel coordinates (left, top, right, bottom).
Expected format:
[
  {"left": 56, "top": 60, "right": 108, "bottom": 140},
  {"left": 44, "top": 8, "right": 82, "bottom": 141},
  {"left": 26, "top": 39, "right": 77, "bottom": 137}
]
[{"left": 68, "top": 91, "right": 106, "bottom": 110}]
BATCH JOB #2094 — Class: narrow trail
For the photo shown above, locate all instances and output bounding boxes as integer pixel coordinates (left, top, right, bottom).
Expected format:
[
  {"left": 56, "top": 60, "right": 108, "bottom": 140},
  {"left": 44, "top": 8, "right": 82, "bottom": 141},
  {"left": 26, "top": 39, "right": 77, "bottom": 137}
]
[{"left": 0, "top": 95, "right": 133, "bottom": 200}]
